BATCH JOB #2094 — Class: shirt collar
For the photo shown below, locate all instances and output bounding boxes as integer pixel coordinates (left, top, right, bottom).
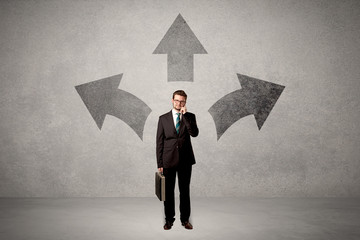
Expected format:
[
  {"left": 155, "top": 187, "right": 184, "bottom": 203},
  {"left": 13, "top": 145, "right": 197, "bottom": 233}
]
[{"left": 172, "top": 109, "right": 182, "bottom": 118}]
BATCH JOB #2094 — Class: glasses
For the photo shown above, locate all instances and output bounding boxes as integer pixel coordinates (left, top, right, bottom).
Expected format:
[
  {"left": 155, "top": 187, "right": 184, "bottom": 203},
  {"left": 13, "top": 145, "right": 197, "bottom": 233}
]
[{"left": 174, "top": 99, "right": 186, "bottom": 104}]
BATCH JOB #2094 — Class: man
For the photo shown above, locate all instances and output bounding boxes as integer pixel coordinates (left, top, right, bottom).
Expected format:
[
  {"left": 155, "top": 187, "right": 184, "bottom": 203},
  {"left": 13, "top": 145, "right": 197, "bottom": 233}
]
[{"left": 156, "top": 90, "right": 199, "bottom": 230}]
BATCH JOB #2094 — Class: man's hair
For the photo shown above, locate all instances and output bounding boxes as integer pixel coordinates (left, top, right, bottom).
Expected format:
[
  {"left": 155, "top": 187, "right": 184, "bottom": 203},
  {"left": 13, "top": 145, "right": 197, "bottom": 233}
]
[{"left": 172, "top": 90, "right": 187, "bottom": 100}]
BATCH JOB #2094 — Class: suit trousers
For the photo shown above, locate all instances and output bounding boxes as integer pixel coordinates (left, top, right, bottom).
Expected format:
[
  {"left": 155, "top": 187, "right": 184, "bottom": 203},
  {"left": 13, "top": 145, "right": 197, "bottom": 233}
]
[{"left": 163, "top": 164, "right": 192, "bottom": 223}]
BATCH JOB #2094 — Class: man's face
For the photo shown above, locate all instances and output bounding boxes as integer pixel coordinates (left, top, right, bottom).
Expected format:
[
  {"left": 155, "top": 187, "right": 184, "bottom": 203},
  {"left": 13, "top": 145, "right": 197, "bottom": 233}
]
[{"left": 172, "top": 94, "right": 186, "bottom": 111}]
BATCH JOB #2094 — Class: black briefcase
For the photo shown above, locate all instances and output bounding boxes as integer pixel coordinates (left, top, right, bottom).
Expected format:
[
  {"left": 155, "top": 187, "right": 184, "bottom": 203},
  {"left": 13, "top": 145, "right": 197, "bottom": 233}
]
[{"left": 155, "top": 172, "right": 165, "bottom": 201}]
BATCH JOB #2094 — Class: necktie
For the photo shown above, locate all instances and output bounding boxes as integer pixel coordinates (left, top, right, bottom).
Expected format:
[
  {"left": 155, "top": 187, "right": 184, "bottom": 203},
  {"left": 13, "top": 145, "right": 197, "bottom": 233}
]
[{"left": 176, "top": 113, "right": 180, "bottom": 134}]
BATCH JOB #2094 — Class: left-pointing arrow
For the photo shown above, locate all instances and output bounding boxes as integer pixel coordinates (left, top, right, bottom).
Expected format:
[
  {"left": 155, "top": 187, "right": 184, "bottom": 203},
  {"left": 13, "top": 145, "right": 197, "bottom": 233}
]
[{"left": 75, "top": 74, "right": 152, "bottom": 140}]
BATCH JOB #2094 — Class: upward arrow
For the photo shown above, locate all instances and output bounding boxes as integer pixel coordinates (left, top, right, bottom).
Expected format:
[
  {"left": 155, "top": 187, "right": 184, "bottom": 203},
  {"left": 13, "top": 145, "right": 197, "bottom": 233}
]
[
  {"left": 153, "top": 14, "right": 207, "bottom": 82},
  {"left": 75, "top": 74, "right": 152, "bottom": 140},
  {"left": 209, "top": 74, "right": 285, "bottom": 140}
]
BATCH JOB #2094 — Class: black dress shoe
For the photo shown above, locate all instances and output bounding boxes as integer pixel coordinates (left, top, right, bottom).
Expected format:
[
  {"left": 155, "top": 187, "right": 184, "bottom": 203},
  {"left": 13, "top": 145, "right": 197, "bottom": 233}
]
[
  {"left": 163, "top": 221, "right": 173, "bottom": 230},
  {"left": 182, "top": 221, "right": 193, "bottom": 230}
]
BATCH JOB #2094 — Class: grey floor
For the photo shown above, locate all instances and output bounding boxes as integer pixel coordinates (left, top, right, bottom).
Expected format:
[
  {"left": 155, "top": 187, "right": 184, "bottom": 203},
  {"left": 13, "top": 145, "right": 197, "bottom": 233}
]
[{"left": 1, "top": 198, "right": 359, "bottom": 240}]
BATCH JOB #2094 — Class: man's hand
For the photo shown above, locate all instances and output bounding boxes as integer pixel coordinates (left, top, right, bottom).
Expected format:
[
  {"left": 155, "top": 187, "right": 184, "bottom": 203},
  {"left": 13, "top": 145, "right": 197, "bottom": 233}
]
[
  {"left": 180, "top": 106, "right": 187, "bottom": 114},
  {"left": 158, "top": 168, "right": 163, "bottom": 173}
]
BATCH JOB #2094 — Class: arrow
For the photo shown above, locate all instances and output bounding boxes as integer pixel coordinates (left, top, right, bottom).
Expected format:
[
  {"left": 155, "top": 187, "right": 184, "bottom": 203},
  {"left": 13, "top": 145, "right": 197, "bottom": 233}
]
[
  {"left": 75, "top": 74, "right": 152, "bottom": 140},
  {"left": 153, "top": 14, "right": 207, "bottom": 82},
  {"left": 209, "top": 74, "right": 285, "bottom": 140}
]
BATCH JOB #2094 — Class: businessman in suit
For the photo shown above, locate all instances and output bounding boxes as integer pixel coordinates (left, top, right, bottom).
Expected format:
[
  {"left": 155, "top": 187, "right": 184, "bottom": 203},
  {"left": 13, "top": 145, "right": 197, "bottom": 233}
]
[{"left": 156, "top": 90, "right": 199, "bottom": 230}]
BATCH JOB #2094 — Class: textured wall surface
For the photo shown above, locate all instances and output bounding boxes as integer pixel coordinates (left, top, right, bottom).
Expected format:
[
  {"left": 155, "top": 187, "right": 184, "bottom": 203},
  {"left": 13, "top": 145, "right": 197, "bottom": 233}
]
[{"left": 1, "top": 0, "right": 359, "bottom": 197}]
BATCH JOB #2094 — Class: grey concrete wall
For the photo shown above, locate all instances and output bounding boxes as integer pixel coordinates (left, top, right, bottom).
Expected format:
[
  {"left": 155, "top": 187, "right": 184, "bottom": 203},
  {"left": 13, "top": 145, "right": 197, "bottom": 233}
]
[{"left": 1, "top": 0, "right": 359, "bottom": 197}]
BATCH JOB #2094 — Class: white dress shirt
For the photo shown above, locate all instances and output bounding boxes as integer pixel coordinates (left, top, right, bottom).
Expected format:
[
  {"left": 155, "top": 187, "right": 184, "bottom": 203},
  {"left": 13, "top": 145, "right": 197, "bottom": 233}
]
[{"left": 172, "top": 109, "right": 182, "bottom": 128}]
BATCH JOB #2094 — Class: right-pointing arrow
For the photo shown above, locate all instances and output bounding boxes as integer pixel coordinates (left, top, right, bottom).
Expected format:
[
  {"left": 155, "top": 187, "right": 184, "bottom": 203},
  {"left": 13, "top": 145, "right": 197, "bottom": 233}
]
[
  {"left": 153, "top": 14, "right": 207, "bottom": 82},
  {"left": 209, "top": 74, "right": 285, "bottom": 140}
]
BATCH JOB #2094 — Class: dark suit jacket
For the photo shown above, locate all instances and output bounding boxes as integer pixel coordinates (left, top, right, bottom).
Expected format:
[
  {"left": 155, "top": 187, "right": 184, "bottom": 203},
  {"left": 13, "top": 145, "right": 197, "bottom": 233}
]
[{"left": 156, "top": 111, "right": 199, "bottom": 169}]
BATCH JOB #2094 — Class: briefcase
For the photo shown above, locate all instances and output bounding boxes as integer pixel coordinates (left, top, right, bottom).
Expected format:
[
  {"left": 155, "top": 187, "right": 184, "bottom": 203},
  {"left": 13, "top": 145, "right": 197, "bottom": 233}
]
[{"left": 155, "top": 172, "right": 165, "bottom": 201}]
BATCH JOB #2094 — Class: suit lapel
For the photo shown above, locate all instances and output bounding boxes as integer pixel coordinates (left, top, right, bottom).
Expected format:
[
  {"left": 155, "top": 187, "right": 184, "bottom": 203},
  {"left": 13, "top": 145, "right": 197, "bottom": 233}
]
[
  {"left": 166, "top": 111, "right": 177, "bottom": 135},
  {"left": 179, "top": 114, "right": 186, "bottom": 135}
]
